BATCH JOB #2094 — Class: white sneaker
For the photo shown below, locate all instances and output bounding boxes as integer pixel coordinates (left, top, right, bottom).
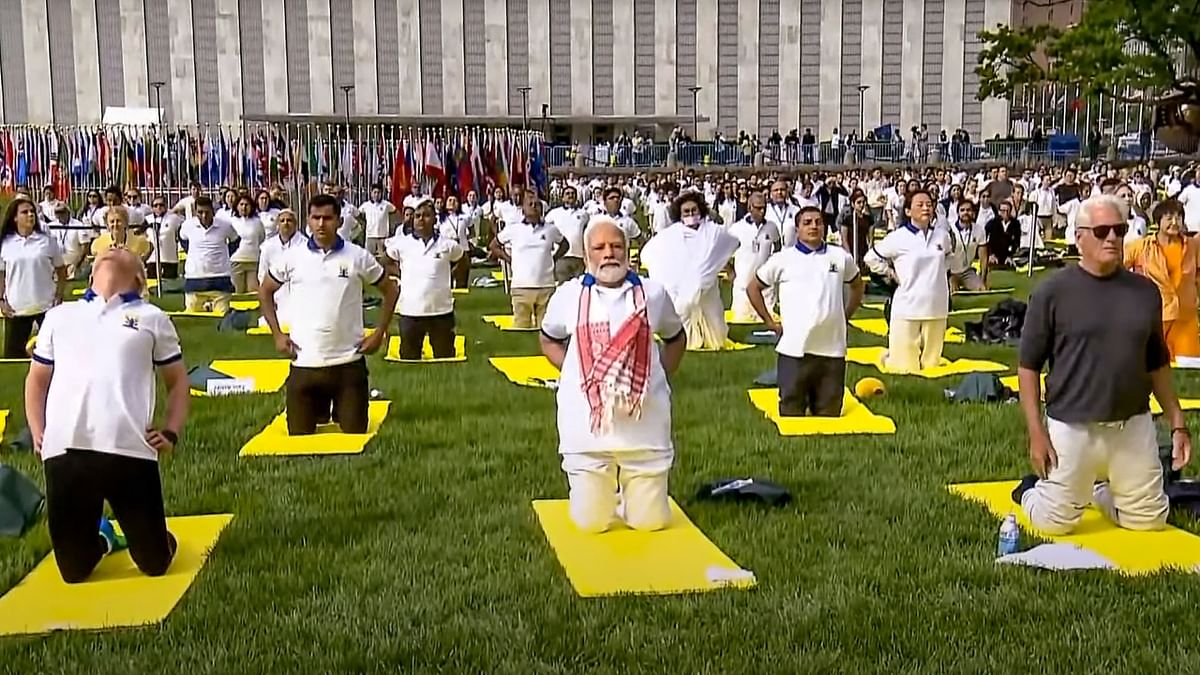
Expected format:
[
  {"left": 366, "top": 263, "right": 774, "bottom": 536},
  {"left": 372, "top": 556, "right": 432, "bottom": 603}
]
[{"left": 1092, "top": 481, "right": 1119, "bottom": 524}]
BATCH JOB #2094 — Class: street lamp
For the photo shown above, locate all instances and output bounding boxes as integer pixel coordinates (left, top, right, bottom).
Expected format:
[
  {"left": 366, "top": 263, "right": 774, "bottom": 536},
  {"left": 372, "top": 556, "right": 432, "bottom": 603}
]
[
  {"left": 688, "top": 86, "right": 702, "bottom": 139},
  {"left": 857, "top": 85, "right": 870, "bottom": 138},
  {"left": 339, "top": 85, "right": 354, "bottom": 194},
  {"left": 149, "top": 80, "right": 166, "bottom": 297},
  {"left": 517, "top": 86, "right": 532, "bottom": 132}
]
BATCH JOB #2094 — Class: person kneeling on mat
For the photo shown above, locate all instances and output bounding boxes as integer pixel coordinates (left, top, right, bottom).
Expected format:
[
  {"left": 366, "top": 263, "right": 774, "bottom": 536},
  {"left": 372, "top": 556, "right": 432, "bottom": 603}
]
[
  {"left": 1014, "top": 194, "right": 1192, "bottom": 535},
  {"left": 539, "top": 216, "right": 686, "bottom": 533},
  {"left": 385, "top": 198, "right": 463, "bottom": 360},
  {"left": 25, "top": 248, "right": 189, "bottom": 583},
  {"left": 259, "top": 194, "right": 399, "bottom": 435},
  {"left": 748, "top": 206, "right": 864, "bottom": 417}
]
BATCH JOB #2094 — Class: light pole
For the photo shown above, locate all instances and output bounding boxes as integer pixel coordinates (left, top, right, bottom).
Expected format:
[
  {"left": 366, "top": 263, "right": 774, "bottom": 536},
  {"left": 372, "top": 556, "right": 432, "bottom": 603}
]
[
  {"left": 149, "top": 80, "right": 166, "bottom": 297},
  {"left": 688, "top": 86, "right": 702, "bottom": 139},
  {"left": 517, "top": 86, "right": 532, "bottom": 131},
  {"left": 857, "top": 84, "right": 869, "bottom": 138},
  {"left": 339, "top": 85, "right": 354, "bottom": 194}
]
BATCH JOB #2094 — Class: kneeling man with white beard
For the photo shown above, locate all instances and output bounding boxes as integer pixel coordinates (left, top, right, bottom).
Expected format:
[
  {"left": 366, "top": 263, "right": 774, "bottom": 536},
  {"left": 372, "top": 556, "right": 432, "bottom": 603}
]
[{"left": 540, "top": 216, "right": 687, "bottom": 533}]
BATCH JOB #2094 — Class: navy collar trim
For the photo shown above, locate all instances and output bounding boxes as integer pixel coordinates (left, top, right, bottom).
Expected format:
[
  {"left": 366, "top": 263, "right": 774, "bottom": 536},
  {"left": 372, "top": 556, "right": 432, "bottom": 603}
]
[
  {"left": 795, "top": 241, "right": 827, "bottom": 254},
  {"left": 82, "top": 289, "right": 142, "bottom": 303},
  {"left": 307, "top": 235, "right": 346, "bottom": 253},
  {"left": 903, "top": 222, "right": 924, "bottom": 235},
  {"left": 582, "top": 270, "right": 642, "bottom": 288}
]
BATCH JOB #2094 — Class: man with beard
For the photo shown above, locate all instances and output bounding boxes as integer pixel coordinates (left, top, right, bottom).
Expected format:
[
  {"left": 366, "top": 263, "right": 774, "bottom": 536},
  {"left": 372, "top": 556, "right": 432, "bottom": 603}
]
[
  {"left": 539, "top": 216, "right": 686, "bottom": 533},
  {"left": 947, "top": 199, "right": 989, "bottom": 291}
]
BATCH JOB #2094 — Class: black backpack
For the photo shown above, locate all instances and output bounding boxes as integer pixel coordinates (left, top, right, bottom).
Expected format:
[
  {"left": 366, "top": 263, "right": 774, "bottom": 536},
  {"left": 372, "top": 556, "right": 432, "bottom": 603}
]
[
  {"left": 945, "top": 373, "right": 1014, "bottom": 403},
  {"left": 965, "top": 299, "right": 1027, "bottom": 345},
  {"left": 0, "top": 464, "right": 44, "bottom": 538}
]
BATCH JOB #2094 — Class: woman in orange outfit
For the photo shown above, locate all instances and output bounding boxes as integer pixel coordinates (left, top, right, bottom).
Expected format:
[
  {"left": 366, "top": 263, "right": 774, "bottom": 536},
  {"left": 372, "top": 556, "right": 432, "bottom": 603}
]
[{"left": 1124, "top": 198, "right": 1200, "bottom": 360}]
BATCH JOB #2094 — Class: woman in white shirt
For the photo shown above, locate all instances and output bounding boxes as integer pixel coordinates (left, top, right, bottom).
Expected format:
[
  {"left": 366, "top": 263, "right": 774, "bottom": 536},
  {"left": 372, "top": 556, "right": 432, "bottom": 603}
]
[
  {"left": 143, "top": 197, "right": 182, "bottom": 280},
  {"left": 228, "top": 194, "right": 266, "bottom": 293},
  {"left": 0, "top": 197, "right": 66, "bottom": 358},
  {"left": 256, "top": 190, "right": 281, "bottom": 238},
  {"left": 440, "top": 195, "right": 473, "bottom": 289},
  {"left": 864, "top": 190, "right": 953, "bottom": 373}
]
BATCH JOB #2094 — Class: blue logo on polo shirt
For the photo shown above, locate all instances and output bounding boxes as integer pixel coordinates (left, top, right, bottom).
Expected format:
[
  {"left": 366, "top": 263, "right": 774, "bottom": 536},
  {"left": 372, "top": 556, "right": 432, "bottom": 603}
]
[{"left": 122, "top": 315, "right": 139, "bottom": 330}]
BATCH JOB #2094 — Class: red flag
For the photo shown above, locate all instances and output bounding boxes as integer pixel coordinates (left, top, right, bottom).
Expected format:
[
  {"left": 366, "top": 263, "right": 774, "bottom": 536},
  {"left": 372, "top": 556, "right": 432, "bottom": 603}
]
[
  {"left": 456, "top": 137, "right": 473, "bottom": 199},
  {"left": 390, "top": 140, "right": 411, "bottom": 206},
  {"left": 424, "top": 140, "right": 445, "bottom": 196}
]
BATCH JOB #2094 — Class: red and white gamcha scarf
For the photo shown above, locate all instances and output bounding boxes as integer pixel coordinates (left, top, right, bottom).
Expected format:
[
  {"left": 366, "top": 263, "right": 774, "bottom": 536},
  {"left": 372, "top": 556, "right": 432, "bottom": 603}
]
[{"left": 576, "top": 272, "right": 652, "bottom": 434}]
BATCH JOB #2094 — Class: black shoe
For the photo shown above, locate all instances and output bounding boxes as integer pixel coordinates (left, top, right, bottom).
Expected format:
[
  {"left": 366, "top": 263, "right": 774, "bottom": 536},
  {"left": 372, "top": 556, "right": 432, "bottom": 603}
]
[{"left": 1011, "top": 474, "right": 1039, "bottom": 506}]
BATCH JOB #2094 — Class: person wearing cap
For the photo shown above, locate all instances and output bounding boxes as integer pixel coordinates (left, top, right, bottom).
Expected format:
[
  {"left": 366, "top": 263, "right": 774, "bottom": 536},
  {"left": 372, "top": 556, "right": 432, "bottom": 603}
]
[
  {"left": 539, "top": 216, "right": 686, "bottom": 533},
  {"left": 25, "top": 247, "right": 189, "bottom": 583}
]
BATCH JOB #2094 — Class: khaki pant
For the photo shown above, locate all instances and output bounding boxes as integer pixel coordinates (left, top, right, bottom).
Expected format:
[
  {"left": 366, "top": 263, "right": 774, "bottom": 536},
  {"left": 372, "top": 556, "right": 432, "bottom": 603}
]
[
  {"left": 884, "top": 318, "right": 946, "bottom": 372},
  {"left": 366, "top": 237, "right": 387, "bottom": 257},
  {"left": 949, "top": 269, "right": 986, "bottom": 292},
  {"left": 510, "top": 287, "right": 554, "bottom": 329},
  {"left": 561, "top": 450, "right": 673, "bottom": 533},
  {"left": 1022, "top": 414, "right": 1168, "bottom": 535},
  {"left": 554, "top": 257, "right": 586, "bottom": 284},
  {"left": 230, "top": 261, "right": 259, "bottom": 294},
  {"left": 185, "top": 290, "right": 231, "bottom": 313}
]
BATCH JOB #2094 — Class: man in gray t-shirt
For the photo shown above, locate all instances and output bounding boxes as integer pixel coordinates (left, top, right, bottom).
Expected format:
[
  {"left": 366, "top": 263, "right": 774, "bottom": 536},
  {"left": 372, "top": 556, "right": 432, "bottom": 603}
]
[{"left": 1012, "top": 195, "right": 1192, "bottom": 535}]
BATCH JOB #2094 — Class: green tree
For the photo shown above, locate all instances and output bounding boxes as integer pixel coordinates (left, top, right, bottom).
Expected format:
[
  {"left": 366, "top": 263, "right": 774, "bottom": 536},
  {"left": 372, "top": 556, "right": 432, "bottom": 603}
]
[{"left": 976, "top": 0, "right": 1199, "bottom": 105}]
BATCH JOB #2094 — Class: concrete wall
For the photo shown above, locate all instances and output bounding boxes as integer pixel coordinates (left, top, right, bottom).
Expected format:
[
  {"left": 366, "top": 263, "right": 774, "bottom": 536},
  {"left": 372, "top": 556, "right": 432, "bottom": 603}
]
[{"left": 0, "top": 0, "right": 1012, "bottom": 139}]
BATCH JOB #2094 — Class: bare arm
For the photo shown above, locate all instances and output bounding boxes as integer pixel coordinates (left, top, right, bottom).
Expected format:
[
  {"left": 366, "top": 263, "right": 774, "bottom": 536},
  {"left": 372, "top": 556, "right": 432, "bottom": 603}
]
[
  {"left": 746, "top": 274, "right": 778, "bottom": 331},
  {"left": 156, "top": 360, "right": 190, "bottom": 438},
  {"left": 540, "top": 334, "right": 567, "bottom": 370},
  {"left": 373, "top": 274, "right": 400, "bottom": 330},
  {"left": 24, "top": 362, "right": 52, "bottom": 454},
  {"left": 1152, "top": 366, "right": 1193, "bottom": 471},
  {"left": 978, "top": 244, "right": 990, "bottom": 284},
  {"left": 660, "top": 332, "right": 686, "bottom": 376},
  {"left": 845, "top": 274, "right": 865, "bottom": 317},
  {"left": 552, "top": 238, "right": 569, "bottom": 262},
  {"left": 489, "top": 236, "right": 512, "bottom": 264},
  {"left": 257, "top": 274, "right": 285, "bottom": 335}
]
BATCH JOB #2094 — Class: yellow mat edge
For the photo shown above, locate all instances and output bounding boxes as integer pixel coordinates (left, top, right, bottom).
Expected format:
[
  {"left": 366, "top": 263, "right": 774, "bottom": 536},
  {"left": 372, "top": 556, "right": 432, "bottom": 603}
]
[{"left": 238, "top": 401, "right": 392, "bottom": 457}]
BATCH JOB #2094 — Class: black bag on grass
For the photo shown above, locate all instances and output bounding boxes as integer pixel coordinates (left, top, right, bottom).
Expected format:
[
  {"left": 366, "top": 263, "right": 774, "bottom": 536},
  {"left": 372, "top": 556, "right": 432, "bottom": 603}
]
[
  {"left": 945, "top": 373, "right": 1012, "bottom": 403},
  {"left": 753, "top": 369, "right": 778, "bottom": 387},
  {"left": 0, "top": 464, "right": 44, "bottom": 537},
  {"left": 217, "top": 309, "right": 255, "bottom": 332},
  {"left": 964, "top": 299, "right": 1027, "bottom": 345},
  {"left": 697, "top": 478, "right": 792, "bottom": 507}
]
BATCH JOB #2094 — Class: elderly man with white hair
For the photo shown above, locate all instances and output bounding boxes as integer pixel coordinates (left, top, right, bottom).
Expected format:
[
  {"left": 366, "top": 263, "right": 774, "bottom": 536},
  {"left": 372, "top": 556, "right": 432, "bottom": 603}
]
[
  {"left": 1014, "top": 194, "right": 1191, "bottom": 535},
  {"left": 539, "top": 215, "right": 687, "bottom": 533}
]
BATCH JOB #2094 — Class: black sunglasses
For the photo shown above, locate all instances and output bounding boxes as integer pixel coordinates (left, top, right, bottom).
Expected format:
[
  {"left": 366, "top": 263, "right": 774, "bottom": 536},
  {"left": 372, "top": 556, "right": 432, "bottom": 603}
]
[{"left": 1078, "top": 223, "right": 1128, "bottom": 240}]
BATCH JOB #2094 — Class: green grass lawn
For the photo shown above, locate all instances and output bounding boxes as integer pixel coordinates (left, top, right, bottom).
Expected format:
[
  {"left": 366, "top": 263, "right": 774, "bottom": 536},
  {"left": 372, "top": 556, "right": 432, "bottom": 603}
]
[{"left": 1, "top": 267, "right": 1198, "bottom": 672}]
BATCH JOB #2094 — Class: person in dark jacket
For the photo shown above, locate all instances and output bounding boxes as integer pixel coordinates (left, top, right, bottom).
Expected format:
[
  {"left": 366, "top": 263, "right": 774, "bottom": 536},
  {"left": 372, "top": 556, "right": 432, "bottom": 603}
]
[{"left": 985, "top": 201, "right": 1022, "bottom": 267}]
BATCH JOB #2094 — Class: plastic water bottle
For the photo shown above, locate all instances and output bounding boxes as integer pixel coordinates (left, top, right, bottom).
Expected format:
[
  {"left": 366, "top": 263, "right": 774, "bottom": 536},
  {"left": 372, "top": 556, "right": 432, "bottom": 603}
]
[{"left": 997, "top": 514, "right": 1020, "bottom": 557}]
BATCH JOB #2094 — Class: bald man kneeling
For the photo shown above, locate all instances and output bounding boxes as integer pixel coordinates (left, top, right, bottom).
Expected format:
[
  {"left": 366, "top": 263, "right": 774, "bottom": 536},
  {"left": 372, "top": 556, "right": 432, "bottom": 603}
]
[
  {"left": 540, "top": 216, "right": 687, "bottom": 533},
  {"left": 25, "top": 249, "right": 190, "bottom": 583}
]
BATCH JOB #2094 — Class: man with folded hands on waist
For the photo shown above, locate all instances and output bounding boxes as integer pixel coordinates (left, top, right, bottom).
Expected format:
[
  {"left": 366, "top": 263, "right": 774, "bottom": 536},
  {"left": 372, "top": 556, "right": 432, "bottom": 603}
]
[
  {"left": 385, "top": 197, "right": 463, "bottom": 360},
  {"left": 259, "top": 194, "right": 399, "bottom": 435},
  {"left": 1013, "top": 194, "right": 1192, "bottom": 534}
]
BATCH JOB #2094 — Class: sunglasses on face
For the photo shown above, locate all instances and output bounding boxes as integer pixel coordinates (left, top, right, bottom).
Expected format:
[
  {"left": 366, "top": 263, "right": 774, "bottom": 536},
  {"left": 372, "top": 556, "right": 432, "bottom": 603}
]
[
  {"left": 152, "top": 202, "right": 166, "bottom": 208},
  {"left": 1079, "top": 223, "right": 1129, "bottom": 240}
]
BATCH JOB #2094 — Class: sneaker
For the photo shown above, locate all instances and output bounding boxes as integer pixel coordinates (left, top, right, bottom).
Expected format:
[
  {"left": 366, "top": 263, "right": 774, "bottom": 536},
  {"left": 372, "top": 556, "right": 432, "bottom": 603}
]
[
  {"left": 98, "top": 517, "right": 128, "bottom": 555},
  {"left": 1011, "top": 474, "right": 1039, "bottom": 506},
  {"left": 1092, "top": 481, "right": 1119, "bottom": 523}
]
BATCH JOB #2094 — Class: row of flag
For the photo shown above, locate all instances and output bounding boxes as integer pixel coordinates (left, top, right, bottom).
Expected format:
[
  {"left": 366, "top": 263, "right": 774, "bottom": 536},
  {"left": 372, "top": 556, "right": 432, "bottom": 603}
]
[{"left": 0, "top": 125, "right": 548, "bottom": 202}]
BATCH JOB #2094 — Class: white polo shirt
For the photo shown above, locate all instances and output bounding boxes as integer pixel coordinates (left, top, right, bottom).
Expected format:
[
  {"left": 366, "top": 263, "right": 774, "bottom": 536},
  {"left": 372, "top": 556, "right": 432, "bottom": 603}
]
[
  {"left": 864, "top": 224, "right": 952, "bottom": 321},
  {"left": 496, "top": 220, "right": 565, "bottom": 289},
  {"left": 34, "top": 291, "right": 183, "bottom": 462},
  {"left": 229, "top": 216, "right": 266, "bottom": 263},
  {"left": 765, "top": 202, "right": 801, "bottom": 247},
  {"left": 386, "top": 233, "right": 463, "bottom": 316},
  {"left": 438, "top": 214, "right": 471, "bottom": 247},
  {"left": 48, "top": 219, "right": 87, "bottom": 263},
  {"left": 728, "top": 217, "right": 781, "bottom": 286},
  {"left": 267, "top": 236, "right": 384, "bottom": 368},
  {"left": 144, "top": 214, "right": 182, "bottom": 265},
  {"left": 258, "top": 231, "right": 309, "bottom": 325},
  {"left": 91, "top": 205, "right": 146, "bottom": 229},
  {"left": 946, "top": 220, "right": 987, "bottom": 274},
  {"left": 546, "top": 206, "right": 591, "bottom": 258},
  {"left": 179, "top": 217, "right": 239, "bottom": 279},
  {"left": 541, "top": 276, "right": 683, "bottom": 454},
  {"left": 360, "top": 200, "right": 397, "bottom": 239},
  {"left": 0, "top": 231, "right": 63, "bottom": 316},
  {"left": 756, "top": 244, "right": 858, "bottom": 359},
  {"left": 338, "top": 203, "right": 361, "bottom": 241},
  {"left": 1179, "top": 184, "right": 1200, "bottom": 233}
]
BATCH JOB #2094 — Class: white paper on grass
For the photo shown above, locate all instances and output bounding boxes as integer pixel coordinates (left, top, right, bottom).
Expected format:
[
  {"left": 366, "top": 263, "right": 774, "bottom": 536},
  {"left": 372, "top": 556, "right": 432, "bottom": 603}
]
[
  {"left": 706, "top": 565, "right": 757, "bottom": 586},
  {"left": 1176, "top": 356, "right": 1200, "bottom": 369},
  {"left": 206, "top": 377, "right": 256, "bottom": 396},
  {"left": 995, "top": 543, "right": 1116, "bottom": 571}
]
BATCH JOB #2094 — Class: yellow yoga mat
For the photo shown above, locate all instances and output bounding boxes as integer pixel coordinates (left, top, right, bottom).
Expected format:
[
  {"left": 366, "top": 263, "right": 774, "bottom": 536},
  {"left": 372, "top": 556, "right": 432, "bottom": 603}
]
[
  {"left": 688, "top": 339, "right": 755, "bottom": 353},
  {"left": 532, "top": 499, "right": 756, "bottom": 597},
  {"left": 383, "top": 335, "right": 467, "bottom": 363},
  {"left": 490, "top": 356, "right": 560, "bottom": 388},
  {"left": 482, "top": 315, "right": 541, "bottom": 332},
  {"left": 845, "top": 346, "right": 1007, "bottom": 378},
  {"left": 191, "top": 359, "right": 292, "bottom": 397},
  {"left": 861, "top": 303, "right": 986, "bottom": 317},
  {"left": 851, "top": 318, "right": 965, "bottom": 344},
  {"left": 949, "top": 481, "right": 1200, "bottom": 574},
  {"left": 452, "top": 288, "right": 469, "bottom": 295},
  {"left": 167, "top": 310, "right": 224, "bottom": 318},
  {"left": 247, "top": 325, "right": 376, "bottom": 338},
  {"left": 748, "top": 388, "right": 896, "bottom": 435},
  {"left": 999, "top": 375, "right": 1200, "bottom": 415},
  {"left": 0, "top": 514, "right": 233, "bottom": 636},
  {"left": 490, "top": 270, "right": 506, "bottom": 281},
  {"left": 229, "top": 299, "right": 260, "bottom": 311},
  {"left": 0, "top": 409, "right": 8, "bottom": 438},
  {"left": 239, "top": 401, "right": 391, "bottom": 457},
  {"left": 723, "top": 310, "right": 777, "bottom": 326}
]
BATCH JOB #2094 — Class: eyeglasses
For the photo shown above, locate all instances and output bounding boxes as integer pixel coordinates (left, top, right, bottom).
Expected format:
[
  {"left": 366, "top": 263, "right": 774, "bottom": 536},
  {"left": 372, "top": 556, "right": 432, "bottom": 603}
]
[
  {"left": 1078, "top": 223, "right": 1129, "bottom": 240},
  {"left": 152, "top": 202, "right": 166, "bottom": 208}
]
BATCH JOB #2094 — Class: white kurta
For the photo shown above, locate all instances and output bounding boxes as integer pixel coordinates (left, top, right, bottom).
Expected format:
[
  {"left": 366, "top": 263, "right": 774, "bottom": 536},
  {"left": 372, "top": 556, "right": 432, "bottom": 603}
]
[
  {"left": 640, "top": 221, "right": 739, "bottom": 350},
  {"left": 727, "top": 217, "right": 781, "bottom": 321}
]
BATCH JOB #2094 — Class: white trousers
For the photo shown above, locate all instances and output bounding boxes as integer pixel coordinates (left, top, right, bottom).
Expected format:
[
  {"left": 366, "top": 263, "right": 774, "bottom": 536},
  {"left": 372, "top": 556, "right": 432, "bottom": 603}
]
[
  {"left": 561, "top": 449, "right": 673, "bottom": 533},
  {"left": 884, "top": 318, "right": 946, "bottom": 372},
  {"left": 1022, "top": 413, "right": 1168, "bottom": 535},
  {"left": 730, "top": 284, "right": 775, "bottom": 323}
]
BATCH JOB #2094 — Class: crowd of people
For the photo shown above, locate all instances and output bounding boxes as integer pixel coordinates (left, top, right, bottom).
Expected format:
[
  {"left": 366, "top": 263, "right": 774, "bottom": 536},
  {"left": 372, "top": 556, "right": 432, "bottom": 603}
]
[{"left": 4, "top": 151, "right": 1200, "bottom": 580}]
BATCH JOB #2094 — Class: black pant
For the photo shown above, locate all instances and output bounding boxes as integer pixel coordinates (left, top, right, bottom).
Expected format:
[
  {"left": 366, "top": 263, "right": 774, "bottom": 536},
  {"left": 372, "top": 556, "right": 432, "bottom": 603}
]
[
  {"left": 286, "top": 358, "right": 370, "bottom": 434},
  {"left": 777, "top": 353, "right": 845, "bottom": 417},
  {"left": 4, "top": 313, "right": 44, "bottom": 359},
  {"left": 148, "top": 262, "right": 179, "bottom": 279},
  {"left": 44, "top": 449, "right": 177, "bottom": 584},
  {"left": 398, "top": 313, "right": 456, "bottom": 360}
]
